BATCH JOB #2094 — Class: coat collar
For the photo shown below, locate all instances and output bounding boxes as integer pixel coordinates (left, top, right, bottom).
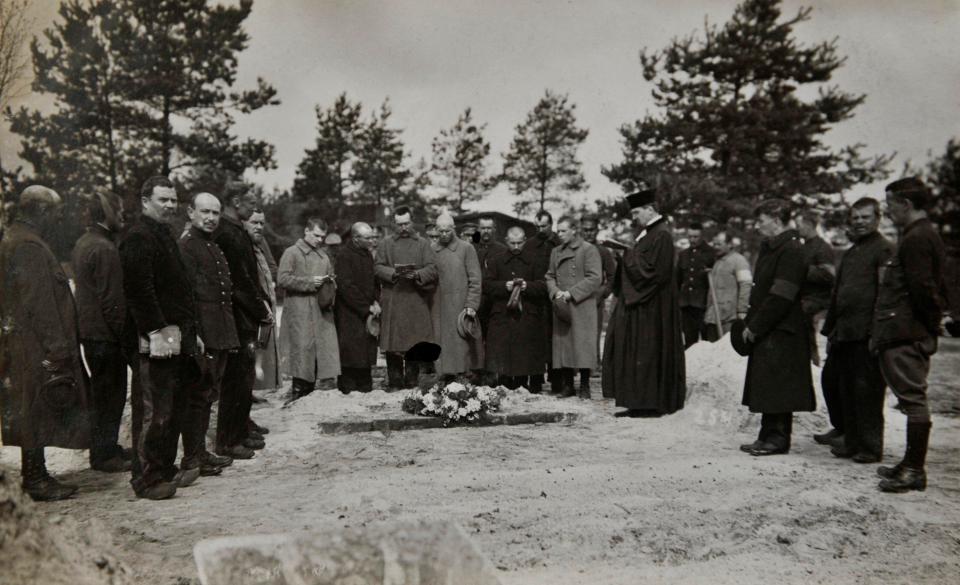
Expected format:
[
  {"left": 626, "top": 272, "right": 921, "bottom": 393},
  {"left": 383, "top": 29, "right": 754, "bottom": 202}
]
[
  {"left": 903, "top": 217, "right": 932, "bottom": 236},
  {"left": 391, "top": 231, "right": 422, "bottom": 242},
  {"left": 188, "top": 225, "right": 213, "bottom": 240},
  {"left": 433, "top": 236, "right": 461, "bottom": 253},
  {"left": 763, "top": 228, "right": 800, "bottom": 251},
  {"left": 295, "top": 238, "right": 323, "bottom": 256},
  {"left": 90, "top": 223, "right": 116, "bottom": 241},
  {"left": 636, "top": 216, "right": 666, "bottom": 241}
]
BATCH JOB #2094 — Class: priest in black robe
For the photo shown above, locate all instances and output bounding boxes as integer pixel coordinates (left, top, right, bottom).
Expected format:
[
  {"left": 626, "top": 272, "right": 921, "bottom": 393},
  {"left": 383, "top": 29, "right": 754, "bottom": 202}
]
[{"left": 602, "top": 189, "right": 686, "bottom": 416}]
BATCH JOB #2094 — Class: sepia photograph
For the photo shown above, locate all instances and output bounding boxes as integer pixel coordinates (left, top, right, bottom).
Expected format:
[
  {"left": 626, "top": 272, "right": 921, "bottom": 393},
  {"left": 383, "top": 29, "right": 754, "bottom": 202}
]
[{"left": 1, "top": 1, "right": 958, "bottom": 584}]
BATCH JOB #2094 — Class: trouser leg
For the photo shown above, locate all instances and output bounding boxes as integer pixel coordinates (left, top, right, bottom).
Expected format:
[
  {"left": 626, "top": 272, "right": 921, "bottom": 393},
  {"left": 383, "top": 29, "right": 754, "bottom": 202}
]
[
  {"left": 386, "top": 352, "right": 405, "bottom": 388},
  {"left": 218, "top": 334, "right": 256, "bottom": 449},
  {"left": 879, "top": 339, "right": 935, "bottom": 424},
  {"left": 84, "top": 340, "right": 128, "bottom": 465},
  {"left": 681, "top": 307, "right": 704, "bottom": 349},
  {"left": 132, "top": 355, "right": 183, "bottom": 493},
  {"left": 820, "top": 345, "right": 845, "bottom": 433},
  {"left": 404, "top": 359, "right": 420, "bottom": 388},
  {"left": 21, "top": 447, "right": 47, "bottom": 483},
  {"left": 760, "top": 412, "right": 793, "bottom": 450},
  {"left": 183, "top": 351, "right": 227, "bottom": 467},
  {"left": 854, "top": 342, "right": 886, "bottom": 458}
]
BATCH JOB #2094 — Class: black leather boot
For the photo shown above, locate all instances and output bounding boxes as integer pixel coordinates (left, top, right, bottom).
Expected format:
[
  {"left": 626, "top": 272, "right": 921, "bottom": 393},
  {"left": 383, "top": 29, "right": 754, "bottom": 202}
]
[
  {"left": 21, "top": 448, "right": 78, "bottom": 502},
  {"left": 879, "top": 421, "right": 930, "bottom": 493},
  {"left": 578, "top": 369, "right": 591, "bottom": 399}
]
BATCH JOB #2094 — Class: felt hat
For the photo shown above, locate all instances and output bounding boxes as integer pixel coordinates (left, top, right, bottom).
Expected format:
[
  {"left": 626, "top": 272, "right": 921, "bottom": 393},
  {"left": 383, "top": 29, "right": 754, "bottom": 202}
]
[
  {"left": 457, "top": 309, "right": 481, "bottom": 340},
  {"left": 729, "top": 319, "right": 753, "bottom": 357},
  {"left": 40, "top": 374, "right": 78, "bottom": 411},
  {"left": 405, "top": 341, "right": 442, "bottom": 363},
  {"left": 552, "top": 297, "right": 572, "bottom": 323}
]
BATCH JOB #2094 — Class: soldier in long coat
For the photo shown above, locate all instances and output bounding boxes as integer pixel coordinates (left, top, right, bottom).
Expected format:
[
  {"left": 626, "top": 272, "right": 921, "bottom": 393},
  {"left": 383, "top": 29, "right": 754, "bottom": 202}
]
[
  {"left": 485, "top": 227, "right": 548, "bottom": 391},
  {"left": 431, "top": 214, "right": 484, "bottom": 378},
  {"left": 278, "top": 218, "right": 340, "bottom": 399},
  {"left": 335, "top": 222, "right": 380, "bottom": 393},
  {"left": 546, "top": 217, "right": 602, "bottom": 398},
  {"left": 0, "top": 186, "right": 91, "bottom": 501},
  {"left": 739, "top": 199, "right": 815, "bottom": 456},
  {"left": 602, "top": 190, "right": 686, "bottom": 415},
  {"left": 375, "top": 207, "right": 439, "bottom": 388}
]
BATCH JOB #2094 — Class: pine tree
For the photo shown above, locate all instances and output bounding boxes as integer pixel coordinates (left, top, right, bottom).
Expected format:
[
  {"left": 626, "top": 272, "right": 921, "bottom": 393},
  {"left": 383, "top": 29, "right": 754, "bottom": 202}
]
[
  {"left": 501, "top": 90, "right": 588, "bottom": 215},
  {"left": 291, "top": 93, "right": 363, "bottom": 216},
  {"left": 430, "top": 107, "right": 493, "bottom": 213},
  {"left": 351, "top": 99, "right": 411, "bottom": 209},
  {"left": 8, "top": 0, "right": 278, "bottom": 204},
  {"left": 922, "top": 138, "right": 960, "bottom": 244},
  {"left": 602, "top": 0, "right": 891, "bottom": 221}
]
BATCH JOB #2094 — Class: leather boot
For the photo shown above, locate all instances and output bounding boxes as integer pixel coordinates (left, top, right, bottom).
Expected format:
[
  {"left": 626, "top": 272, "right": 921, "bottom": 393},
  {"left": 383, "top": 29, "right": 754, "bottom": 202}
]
[
  {"left": 21, "top": 448, "right": 78, "bottom": 502},
  {"left": 578, "top": 369, "right": 591, "bottom": 399},
  {"left": 879, "top": 421, "right": 930, "bottom": 493}
]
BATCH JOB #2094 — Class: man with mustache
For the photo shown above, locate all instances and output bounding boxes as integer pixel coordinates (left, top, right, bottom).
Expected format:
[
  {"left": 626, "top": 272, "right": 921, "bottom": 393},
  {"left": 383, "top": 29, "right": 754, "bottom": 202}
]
[
  {"left": 119, "top": 176, "right": 203, "bottom": 499},
  {"left": 818, "top": 197, "right": 893, "bottom": 464}
]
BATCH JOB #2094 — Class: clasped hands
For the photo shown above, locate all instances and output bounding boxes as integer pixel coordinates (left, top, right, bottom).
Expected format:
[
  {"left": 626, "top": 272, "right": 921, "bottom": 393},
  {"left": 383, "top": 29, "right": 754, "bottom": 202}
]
[
  {"left": 553, "top": 290, "right": 573, "bottom": 302},
  {"left": 505, "top": 279, "right": 527, "bottom": 292}
]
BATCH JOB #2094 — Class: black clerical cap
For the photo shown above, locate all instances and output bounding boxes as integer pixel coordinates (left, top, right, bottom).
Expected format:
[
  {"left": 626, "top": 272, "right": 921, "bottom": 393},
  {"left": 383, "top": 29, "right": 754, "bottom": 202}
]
[{"left": 626, "top": 189, "right": 655, "bottom": 209}]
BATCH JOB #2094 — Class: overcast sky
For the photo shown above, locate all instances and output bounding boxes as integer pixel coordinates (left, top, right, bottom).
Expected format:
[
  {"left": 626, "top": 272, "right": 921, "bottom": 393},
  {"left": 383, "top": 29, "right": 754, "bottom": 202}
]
[{"left": 5, "top": 0, "right": 959, "bottom": 216}]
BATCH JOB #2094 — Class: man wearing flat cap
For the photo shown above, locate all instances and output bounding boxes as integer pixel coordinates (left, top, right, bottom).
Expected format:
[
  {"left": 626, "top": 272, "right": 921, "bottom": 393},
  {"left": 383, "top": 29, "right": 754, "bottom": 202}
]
[
  {"left": 1, "top": 186, "right": 92, "bottom": 501},
  {"left": 430, "top": 212, "right": 484, "bottom": 379},
  {"left": 874, "top": 177, "right": 948, "bottom": 493},
  {"left": 739, "top": 199, "right": 815, "bottom": 456},
  {"left": 677, "top": 221, "right": 715, "bottom": 349},
  {"left": 602, "top": 189, "right": 685, "bottom": 415}
]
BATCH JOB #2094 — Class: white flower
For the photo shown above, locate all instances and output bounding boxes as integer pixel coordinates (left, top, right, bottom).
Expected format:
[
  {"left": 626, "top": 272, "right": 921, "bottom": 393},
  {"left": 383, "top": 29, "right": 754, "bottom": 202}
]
[
  {"left": 466, "top": 398, "right": 481, "bottom": 412},
  {"left": 457, "top": 407, "right": 468, "bottom": 418},
  {"left": 446, "top": 381, "right": 467, "bottom": 393}
]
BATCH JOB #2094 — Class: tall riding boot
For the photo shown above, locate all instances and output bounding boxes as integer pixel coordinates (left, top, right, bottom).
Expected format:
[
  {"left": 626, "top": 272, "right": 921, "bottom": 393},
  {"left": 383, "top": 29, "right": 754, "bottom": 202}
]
[
  {"left": 21, "top": 448, "right": 78, "bottom": 502},
  {"left": 879, "top": 421, "right": 930, "bottom": 493},
  {"left": 578, "top": 369, "right": 591, "bottom": 399}
]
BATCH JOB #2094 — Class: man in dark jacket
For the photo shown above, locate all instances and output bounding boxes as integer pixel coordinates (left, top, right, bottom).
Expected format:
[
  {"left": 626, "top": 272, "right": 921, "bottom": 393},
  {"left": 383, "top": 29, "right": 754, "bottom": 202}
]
[
  {"left": 522, "top": 210, "right": 562, "bottom": 391},
  {"left": 740, "top": 199, "right": 815, "bottom": 456},
  {"left": 335, "top": 222, "right": 380, "bottom": 393},
  {"left": 474, "top": 216, "right": 508, "bottom": 385},
  {"left": 581, "top": 215, "right": 617, "bottom": 395},
  {"left": 214, "top": 186, "right": 272, "bottom": 458},
  {"left": 677, "top": 222, "right": 715, "bottom": 349},
  {"left": 178, "top": 193, "right": 239, "bottom": 474},
  {"left": 819, "top": 198, "right": 894, "bottom": 463},
  {"left": 71, "top": 190, "right": 130, "bottom": 473},
  {"left": 120, "top": 176, "right": 202, "bottom": 499},
  {"left": 484, "top": 227, "right": 548, "bottom": 392},
  {"left": 1, "top": 185, "right": 91, "bottom": 501},
  {"left": 874, "top": 177, "right": 948, "bottom": 493},
  {"left": 796, "top": 210, "right": 836, "bottom": 367}
]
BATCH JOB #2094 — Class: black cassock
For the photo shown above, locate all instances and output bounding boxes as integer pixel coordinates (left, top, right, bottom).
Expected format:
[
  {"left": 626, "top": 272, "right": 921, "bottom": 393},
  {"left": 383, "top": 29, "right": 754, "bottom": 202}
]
[{"left": 602, "top": 218, "right": 686, "bottom": 414}]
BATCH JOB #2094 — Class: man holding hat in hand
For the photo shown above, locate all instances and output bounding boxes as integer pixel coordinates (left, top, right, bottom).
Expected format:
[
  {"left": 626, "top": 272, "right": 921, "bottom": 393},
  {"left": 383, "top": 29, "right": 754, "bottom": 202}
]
[
  {"left": 334, "top": 222, "right": 381, "bottom": 393},
  {"left": 602, "top": 189, "right": 685, "bottom": 415},
  {"left": 430, "top": 212, "right": 484, "bottom": 380}
]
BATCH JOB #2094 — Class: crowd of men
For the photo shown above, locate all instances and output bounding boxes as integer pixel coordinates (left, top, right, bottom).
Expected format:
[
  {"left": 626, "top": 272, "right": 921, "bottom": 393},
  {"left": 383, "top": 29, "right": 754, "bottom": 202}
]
[{"left": 0, "top": 174, "right": 949, "bottom": 502}]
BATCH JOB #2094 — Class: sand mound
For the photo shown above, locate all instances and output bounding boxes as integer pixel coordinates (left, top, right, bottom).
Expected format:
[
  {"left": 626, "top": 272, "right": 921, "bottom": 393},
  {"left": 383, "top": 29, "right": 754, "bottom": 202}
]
[
  {"left": 0, "top": 465, "right": 132, "bottom": 585},
  {"left": 680, "top": 334, "right": 828, "bottom": 433}
]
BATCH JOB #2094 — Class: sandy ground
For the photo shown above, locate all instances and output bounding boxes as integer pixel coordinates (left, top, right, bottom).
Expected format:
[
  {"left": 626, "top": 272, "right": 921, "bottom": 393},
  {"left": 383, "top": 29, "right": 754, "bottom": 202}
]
[{"left": 2, "top": 336, "right": 959, "bottom": 585}]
